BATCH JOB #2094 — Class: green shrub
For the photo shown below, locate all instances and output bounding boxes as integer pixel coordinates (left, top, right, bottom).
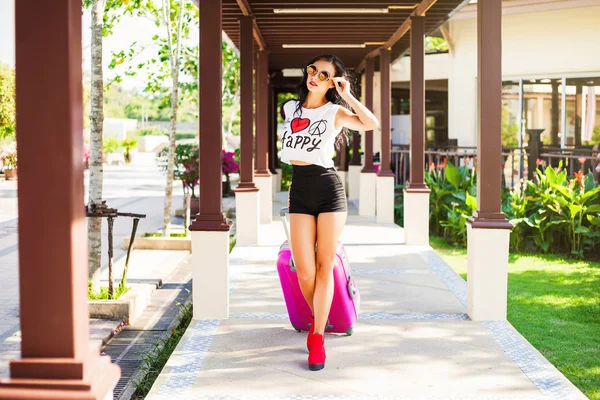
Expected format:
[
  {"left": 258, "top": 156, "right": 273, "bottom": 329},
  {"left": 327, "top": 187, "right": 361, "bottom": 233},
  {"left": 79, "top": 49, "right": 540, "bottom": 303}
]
[
  {"left": 131, "top": 126, "right": 167, "bottom": 137},
  {"left": 412, "top": 160, "right": 600, "bottom": 260},
  {"left": 175, "top": 131, "right": 197, "bottom": 141}
]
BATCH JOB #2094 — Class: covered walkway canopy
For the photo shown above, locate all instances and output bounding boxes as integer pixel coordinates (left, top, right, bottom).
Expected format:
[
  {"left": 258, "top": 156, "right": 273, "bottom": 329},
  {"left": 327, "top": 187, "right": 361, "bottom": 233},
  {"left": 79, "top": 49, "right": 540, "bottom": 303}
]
[
  {"left": 0, "top": 0, "right": 512, "bottom": 399},
  {"left": 218, "top": 0, "right": 466, "bottom": 70}
]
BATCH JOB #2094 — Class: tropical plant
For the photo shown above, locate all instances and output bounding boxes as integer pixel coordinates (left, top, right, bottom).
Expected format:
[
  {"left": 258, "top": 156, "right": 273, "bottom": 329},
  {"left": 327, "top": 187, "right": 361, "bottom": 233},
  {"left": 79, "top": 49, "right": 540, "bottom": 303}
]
[
  {"left": 526, "top": 164, "right": 600, "bottom": 258},
  {"left": 121, "top": 138, "right": 138, "bottom": 163},
  {"left": 103, "top": 136, "right": 122, "bottom": 155}
]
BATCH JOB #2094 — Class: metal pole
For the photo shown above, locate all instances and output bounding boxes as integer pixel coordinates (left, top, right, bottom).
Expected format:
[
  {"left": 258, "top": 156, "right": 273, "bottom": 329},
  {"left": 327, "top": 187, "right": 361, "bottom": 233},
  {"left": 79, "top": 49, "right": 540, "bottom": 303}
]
[
  {"left": 518, "top": 79, "right": 524, "bottom": 182},
  {"left": 107, "top": 216, "right": 115, "bottom": 299},
  {"left": 561, "top": 76, "right": 567, "bottom": 149}
]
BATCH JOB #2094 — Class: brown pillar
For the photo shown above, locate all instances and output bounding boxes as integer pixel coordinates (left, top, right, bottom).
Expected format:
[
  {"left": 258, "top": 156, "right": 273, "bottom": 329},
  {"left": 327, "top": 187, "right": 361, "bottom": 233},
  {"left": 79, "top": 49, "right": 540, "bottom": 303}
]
[
  {"left": 378, "top": 49, "right": 394, "bottom": 177},
  {"left": 350, "top": 131, "right": 361, "bottom": 165},
  {"left": 255, "top": 50, "right": 271, "bottom": 176},
  {"left": 339, "top": 142, "right": 349, "bottom": 171},
  {"left": 362, "top": 58, "right": 376, "bottom": 173},
  {"left": 575, "top": 84, "right": 582, "bottom": 147},
  {"left": 0, "top": 1, "right": 120, "bottom": 398},
  {"left": 407, "top": 16, "right": 428, "bottom": 191},
  {"left": 190, "top": 0, "right": 230, "bottom": 231},
  {"left": 273, "top": 89, "right": 281, "bottom": 169},
  {"left": 235, "top": 16, "right": 258, "bottom": 192},
  {"left": 269, "top": 86, "right": 277, "bottom": 173},
  {"left": 551, "top": 80, "right": 559, "bottom": 147},
  {"left": 469, "top": 0, "right": 511, "bottom": 229}
]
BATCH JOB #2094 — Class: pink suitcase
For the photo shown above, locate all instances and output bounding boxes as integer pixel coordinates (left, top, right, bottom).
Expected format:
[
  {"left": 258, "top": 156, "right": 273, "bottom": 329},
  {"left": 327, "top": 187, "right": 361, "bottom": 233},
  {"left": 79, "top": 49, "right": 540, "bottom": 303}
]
[{"left": 277, "top": 207, "right": 359, "bottom": 335}]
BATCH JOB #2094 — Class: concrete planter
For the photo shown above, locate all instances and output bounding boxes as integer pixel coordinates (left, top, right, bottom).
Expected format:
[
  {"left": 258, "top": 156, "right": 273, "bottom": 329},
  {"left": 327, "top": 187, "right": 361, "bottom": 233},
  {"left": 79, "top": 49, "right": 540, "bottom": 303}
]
[
  {"left": 123, "top": 236, "right": 192, "bottom": 251},
  {"left": 88, "top": 283, "right": 156, "bottom": 324}
]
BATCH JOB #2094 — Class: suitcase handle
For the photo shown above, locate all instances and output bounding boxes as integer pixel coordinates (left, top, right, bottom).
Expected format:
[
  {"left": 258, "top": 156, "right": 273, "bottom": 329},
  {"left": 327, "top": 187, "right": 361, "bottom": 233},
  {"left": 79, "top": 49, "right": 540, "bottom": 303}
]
[{"left": 280, "top": 207, "right": 296, "bottom": 272}]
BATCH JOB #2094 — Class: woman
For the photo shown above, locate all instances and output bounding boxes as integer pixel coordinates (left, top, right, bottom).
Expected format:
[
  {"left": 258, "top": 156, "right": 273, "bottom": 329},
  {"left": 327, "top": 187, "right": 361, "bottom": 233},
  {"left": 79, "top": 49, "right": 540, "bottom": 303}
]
[{"left": 279, "top": 54, "right": 379, "bottom": 371}]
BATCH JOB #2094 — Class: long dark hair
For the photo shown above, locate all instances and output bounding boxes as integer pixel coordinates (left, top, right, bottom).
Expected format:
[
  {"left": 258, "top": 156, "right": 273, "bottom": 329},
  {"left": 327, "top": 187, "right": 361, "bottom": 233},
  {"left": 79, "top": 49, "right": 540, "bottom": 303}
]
[{"left": 292, "top": 54, "right": 352, "bottom": 149}]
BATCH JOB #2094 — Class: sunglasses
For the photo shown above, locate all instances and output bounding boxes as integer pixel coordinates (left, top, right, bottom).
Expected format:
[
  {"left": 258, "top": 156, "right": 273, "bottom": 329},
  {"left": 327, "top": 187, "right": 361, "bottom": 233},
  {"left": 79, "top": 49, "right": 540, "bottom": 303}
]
[{"left": 306, "top": 64, "right": 331, "bottom": 82}]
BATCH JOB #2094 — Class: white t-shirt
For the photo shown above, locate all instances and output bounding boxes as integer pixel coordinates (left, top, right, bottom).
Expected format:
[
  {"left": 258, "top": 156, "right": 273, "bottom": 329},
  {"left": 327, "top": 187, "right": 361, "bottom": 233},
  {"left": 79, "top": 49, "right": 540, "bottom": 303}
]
[{"left": 279, "top": 100, "right": 343, "bottom": 168}]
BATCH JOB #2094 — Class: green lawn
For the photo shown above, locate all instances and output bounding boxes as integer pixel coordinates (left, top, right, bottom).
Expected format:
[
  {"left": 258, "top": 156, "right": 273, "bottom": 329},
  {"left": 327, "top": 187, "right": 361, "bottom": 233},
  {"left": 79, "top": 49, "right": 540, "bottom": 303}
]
[{"left": 430, "top": 236, "right": 600, "bottom": 400}]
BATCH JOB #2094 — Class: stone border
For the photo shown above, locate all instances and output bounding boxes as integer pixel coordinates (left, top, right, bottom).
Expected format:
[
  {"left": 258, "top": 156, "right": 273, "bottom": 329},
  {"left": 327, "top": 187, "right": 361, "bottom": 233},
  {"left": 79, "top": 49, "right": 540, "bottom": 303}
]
[
  {"left": 416, "top": 247, "right": 583, "bottom": 400},
  {"left": 123, "top": 236, "right": 191, "bottom": 251},
  {"left": 228, "top": 313, "right": 470, "bottom": 321},
  {"left": 156, "top": 320, "right": 220, "bottom": 398},
  {"left": 89, "top": 283, "right": 156, "bottom": 324}
]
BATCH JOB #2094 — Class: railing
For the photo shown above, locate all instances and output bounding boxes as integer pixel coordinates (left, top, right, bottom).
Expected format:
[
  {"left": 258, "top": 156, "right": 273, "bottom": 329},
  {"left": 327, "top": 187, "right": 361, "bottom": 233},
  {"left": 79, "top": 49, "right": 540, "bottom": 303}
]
[{"left": 390, "top": 145, "right": 599, "bottom": 187}]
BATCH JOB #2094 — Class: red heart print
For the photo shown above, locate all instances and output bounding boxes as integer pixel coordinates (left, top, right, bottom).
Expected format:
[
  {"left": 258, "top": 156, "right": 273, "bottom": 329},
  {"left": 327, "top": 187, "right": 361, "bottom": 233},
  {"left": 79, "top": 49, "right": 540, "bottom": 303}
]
[{"left": 291, "top": 118, "right": 310, "bottom": 133}]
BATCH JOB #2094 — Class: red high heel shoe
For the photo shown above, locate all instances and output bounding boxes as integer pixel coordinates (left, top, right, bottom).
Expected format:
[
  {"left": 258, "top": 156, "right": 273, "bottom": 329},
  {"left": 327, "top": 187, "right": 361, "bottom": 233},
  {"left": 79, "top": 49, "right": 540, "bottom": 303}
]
[
  {"left": 307, "top": 316, "right": 315, "bottom": 351},
  {"left": 308, "top": 334, "right": 326, "bottom": 371}
]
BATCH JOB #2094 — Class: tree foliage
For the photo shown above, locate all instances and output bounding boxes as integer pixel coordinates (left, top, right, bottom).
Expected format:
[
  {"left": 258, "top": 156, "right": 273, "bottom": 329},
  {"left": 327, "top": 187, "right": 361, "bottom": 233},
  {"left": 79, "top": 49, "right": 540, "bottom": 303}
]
[{"left": 0, "top": 63, "right": 16, "bottom": 140}]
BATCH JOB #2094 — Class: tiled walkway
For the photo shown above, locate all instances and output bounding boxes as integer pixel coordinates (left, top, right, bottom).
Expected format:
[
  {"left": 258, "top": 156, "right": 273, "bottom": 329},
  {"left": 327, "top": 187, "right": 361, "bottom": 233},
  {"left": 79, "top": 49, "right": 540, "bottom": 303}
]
[{"left": 146, "top": 194, "right": 586, "bottom": 400}]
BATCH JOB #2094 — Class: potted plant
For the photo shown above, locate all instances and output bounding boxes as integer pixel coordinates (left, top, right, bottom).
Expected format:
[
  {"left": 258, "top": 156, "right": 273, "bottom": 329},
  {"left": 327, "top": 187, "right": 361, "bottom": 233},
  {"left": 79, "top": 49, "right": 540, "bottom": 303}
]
[
  {"left": 0, "top": 146, "right": 17, "bottom": 180},
  {"left": 121, "top": 138, "right": 138, "bottom": 164},
  {"left": 222, "top": 149, "right": 239, "bottom": 197},
  {"left": 156, "top": 143, "right": 200, "bottom": 214}
]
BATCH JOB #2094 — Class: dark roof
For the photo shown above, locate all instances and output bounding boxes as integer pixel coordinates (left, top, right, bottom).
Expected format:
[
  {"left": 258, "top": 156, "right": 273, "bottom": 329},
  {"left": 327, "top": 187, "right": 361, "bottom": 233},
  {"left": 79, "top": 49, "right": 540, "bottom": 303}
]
[{"left": 197, "top": 0, "right": 469, "bottom": 71}]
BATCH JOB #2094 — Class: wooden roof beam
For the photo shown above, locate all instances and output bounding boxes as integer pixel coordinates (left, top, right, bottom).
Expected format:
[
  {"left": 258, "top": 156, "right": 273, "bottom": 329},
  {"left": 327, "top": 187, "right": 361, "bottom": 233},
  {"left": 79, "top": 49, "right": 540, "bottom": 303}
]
[
  {"left": 356, "top": 0, "right": 437, "bottom": 72},
  {"left": 236, "top": 0, "right": 268, "bottom": 51}
]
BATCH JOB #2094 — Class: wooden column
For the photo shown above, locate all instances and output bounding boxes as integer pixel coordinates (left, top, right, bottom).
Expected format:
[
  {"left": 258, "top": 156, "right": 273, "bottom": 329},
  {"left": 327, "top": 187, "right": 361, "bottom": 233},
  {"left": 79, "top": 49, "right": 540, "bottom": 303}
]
[
  {"left": 273, "top": 89, "right": 281, "bottom": 169},
  {"left": 0, "top": 1, "right": 120, "bottom": 398},
  {"left": 235, "top": 16, "right": 258, "bottom": 192},
  {"left": 268, "top": 86, "right": 277, "bottom": 173},
  {"left": 339, "top": 142, "right": 349, "bottom": 171},
  {"left": 350, "top": 131, "right": 361, "bottom": 166},
  {"left": 407, "top": 16, "right": 428, "bottom": 191},
  {"left": 255, "top": 50, "right": 271, "bottom": 176},
  {"left": 575, "top": 84, "right": 582, "bottom": 147},
  {"left": 378, "top": 49, "right": 394, "bottom": 177},
  {"left": 190, "top": 0, "right": 230, "bottom": 231},
  {"left": 551, "top": 80, "right": 559, "bottom": 147},
  {"left": 362, "top": 58, "right": 376, "bottom": 173},
  {"left": 469, "top": 0, "right": 511, "bottom": 229}
]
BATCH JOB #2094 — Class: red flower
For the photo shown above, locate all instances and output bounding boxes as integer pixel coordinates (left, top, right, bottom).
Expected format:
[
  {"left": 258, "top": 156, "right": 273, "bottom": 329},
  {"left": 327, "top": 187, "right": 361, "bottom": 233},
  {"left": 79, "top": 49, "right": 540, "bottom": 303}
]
[
  {"left": 574, "top": 170, "right": 585, "bottom": 189},
  {"left": 536, "top": 158, "right": 543, "bottom": 166},
  {"left": 578, "top": 157, "right": 586, "bottom": 165}
]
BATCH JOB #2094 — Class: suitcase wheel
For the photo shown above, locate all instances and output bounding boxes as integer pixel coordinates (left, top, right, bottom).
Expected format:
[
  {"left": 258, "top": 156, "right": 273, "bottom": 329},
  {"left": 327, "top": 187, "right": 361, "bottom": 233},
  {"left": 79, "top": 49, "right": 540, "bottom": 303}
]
[
  {"left": 345, "top": 325, "right": 354, "bottom": 336},
  {"left": 291, "top": 323, "right": 302, "bottom": 333}
]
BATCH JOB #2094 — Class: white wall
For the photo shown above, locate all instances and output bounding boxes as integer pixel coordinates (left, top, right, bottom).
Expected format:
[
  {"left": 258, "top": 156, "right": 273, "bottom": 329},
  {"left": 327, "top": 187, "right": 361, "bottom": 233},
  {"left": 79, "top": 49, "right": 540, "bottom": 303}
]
[
  {"left": 0, "top": 0, "right": 15, "bottom": 67},
  {"left": 448, "top": 5, "right": 600, "bottom": 146},
  {"left": 392, "top": 53, "right": 449, "bottom": 82}
]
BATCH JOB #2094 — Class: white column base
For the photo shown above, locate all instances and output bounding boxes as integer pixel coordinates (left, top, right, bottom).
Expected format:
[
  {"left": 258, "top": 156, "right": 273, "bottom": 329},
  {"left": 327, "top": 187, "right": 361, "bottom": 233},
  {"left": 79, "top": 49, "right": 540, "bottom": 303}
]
[
  {"left": 467, "top": 223, "right": 510, "bottom": 321},
  {"left": 235, "top": 190, "right": 259, "bottom": 246},
  {"left": 359, "top": 172, "right": 377, "bottom": 217},
  {"left": 255, "top": 175, "right": 273, "bottom": 224},
  {"left": 376, "top": 175, "right": 395, "bottom": 224},
  {"left": 347, "top": 165, "right": 361, "bottom": 200},
  {"left": 191, "top": 230, "right": 230, "bottom": 320},
  {"left": 403, "top": 190, "right": 430, "bottom": 245},
  {"left": 274, "top": 168, "right": 283, "bottom": 199},
  {"left": 337, "top": 170, "right": 348, "bottom": 195}
]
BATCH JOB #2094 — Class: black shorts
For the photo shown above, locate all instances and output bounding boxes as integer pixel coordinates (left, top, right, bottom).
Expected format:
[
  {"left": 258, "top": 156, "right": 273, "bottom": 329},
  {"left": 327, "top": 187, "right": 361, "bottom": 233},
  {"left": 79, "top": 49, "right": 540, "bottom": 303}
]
[{"left": 289, "top": 164, "right": 347, "bottom": 216}]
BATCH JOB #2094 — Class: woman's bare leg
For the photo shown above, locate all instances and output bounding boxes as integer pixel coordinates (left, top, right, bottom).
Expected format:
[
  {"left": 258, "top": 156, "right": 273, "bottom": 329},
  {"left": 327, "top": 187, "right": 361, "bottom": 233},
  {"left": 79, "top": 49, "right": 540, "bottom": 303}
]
[
  {"left": 313, "top": 211, "right": 347, "bottom": 334},
  {"left": 289, "top": 213, "right": 317, "bottom": 315}
]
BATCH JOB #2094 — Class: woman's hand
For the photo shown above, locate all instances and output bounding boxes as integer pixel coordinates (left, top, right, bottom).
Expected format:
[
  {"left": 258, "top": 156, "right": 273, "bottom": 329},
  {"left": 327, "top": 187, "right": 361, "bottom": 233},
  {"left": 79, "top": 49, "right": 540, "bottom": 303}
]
[{"left": 332, "top": 77, "right": 352, "bottom": 100}]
